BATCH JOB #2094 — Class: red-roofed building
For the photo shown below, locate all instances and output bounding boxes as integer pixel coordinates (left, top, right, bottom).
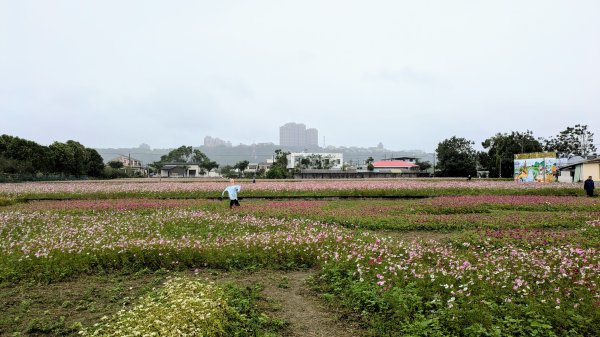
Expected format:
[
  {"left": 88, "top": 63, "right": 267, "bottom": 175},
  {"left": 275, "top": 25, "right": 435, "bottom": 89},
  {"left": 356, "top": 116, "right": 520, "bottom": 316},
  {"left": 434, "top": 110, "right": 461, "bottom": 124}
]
[{"left": 372, "top": 160, "right": 419, "bottom": 173}]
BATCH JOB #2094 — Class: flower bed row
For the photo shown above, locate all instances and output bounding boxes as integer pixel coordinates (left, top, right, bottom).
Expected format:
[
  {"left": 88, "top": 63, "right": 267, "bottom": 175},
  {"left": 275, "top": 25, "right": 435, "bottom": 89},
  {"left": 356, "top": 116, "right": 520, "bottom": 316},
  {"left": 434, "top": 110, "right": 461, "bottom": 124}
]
[
  {"left": 212, "top": 198, "right": 600, "bottom": 231},
  {"left": 0, "top": 179, "right": 585, "bottom": 200},
  {"left": 1, "top": 203, "right": 599, "bottom": 336}
]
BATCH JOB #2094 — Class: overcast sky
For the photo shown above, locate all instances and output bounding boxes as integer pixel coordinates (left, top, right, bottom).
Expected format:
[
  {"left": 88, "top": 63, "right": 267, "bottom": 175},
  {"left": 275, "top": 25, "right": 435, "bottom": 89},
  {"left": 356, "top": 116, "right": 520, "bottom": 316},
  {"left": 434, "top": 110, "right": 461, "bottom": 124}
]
[{"left": 1, "top": 1, "right": 598, "bottom": 152}]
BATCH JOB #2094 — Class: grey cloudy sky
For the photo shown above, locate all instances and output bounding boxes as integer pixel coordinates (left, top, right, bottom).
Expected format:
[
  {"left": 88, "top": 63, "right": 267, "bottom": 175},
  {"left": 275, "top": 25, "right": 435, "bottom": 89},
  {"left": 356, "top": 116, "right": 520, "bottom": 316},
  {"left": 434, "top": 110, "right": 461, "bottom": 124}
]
[{"left": 1, "top": 0, "right": 599, "bottom": 152}]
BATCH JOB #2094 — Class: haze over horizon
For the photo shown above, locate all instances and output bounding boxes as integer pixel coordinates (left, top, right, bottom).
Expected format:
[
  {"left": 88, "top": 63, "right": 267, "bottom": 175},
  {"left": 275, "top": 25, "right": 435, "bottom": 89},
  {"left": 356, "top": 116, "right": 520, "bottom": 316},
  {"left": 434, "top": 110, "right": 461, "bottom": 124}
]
[{"left": 1, "top": 1, "right": 599, "bottom": 152}]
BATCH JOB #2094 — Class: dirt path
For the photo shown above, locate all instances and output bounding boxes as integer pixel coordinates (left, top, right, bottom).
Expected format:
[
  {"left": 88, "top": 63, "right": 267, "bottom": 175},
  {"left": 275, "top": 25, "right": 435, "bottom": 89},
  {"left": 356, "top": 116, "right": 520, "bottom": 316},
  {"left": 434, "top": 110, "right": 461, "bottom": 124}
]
[
  {"left": 261, "top": 270, "right": 359, "bottom": 337},
  {"left": 202, "top": 269, "right": 362, "bottom": 337}
]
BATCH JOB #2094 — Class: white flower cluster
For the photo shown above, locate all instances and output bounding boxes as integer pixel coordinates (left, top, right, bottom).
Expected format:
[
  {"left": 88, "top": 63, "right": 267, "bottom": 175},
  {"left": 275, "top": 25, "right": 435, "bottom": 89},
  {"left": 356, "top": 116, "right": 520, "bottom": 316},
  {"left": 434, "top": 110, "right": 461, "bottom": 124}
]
[{"left": 80, "top": 277, "right": 230, "bottom": 337}]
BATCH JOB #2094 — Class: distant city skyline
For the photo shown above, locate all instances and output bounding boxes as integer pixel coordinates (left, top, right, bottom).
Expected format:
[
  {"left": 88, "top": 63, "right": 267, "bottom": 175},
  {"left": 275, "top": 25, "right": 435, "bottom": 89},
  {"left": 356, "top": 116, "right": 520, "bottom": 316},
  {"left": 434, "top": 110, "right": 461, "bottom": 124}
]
[{"left": 279, "top": 122, "right": 319, "bottom": 147}]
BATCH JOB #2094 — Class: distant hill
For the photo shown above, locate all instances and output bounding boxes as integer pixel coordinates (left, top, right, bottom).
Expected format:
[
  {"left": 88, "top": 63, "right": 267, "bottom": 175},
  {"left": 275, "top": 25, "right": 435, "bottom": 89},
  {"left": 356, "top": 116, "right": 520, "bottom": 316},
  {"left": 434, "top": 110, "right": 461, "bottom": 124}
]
[{"left": 95, "top": 144, "right": 434, "bottom": 167}]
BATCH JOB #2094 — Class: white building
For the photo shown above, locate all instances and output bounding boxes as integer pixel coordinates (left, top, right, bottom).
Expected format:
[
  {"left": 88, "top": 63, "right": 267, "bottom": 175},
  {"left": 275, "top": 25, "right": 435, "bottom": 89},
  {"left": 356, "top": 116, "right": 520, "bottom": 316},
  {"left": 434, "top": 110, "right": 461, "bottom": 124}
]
[
  {"left": 110, "top": 155, "right": 147, "bottom": 175},
  {"left": 287, "top": 152, "right": 343, "bottom": 170},
  {"left": 558, "top": 157, "right": 600, "bottom": 183},
  {"left": 111, "top": 155, "right": 143, "bottom": 168},
  {"left": 160, "top": 164, "right": 219, "bottom": 178}
]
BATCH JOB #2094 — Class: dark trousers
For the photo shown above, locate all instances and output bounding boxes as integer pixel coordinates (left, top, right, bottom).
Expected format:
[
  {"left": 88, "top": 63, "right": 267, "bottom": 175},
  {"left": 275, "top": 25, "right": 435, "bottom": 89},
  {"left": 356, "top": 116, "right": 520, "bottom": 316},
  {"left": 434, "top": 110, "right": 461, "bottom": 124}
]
[
  {"left": 229, "top": 199, "right": 240, "bottom": 208},
  {"left": 586, "top": 189, "right": 594, "bottom": 197}
]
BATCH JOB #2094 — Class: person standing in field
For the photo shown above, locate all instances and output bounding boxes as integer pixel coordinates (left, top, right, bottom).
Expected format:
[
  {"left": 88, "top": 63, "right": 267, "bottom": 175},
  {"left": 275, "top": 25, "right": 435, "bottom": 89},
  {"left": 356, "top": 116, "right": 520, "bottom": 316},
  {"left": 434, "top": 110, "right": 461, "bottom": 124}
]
[
  {"left": 222, "top": 179, "right": 242, "bottom": 208},
  {"left": 584, "top": 176, "right": 595, "bottom": 197}
]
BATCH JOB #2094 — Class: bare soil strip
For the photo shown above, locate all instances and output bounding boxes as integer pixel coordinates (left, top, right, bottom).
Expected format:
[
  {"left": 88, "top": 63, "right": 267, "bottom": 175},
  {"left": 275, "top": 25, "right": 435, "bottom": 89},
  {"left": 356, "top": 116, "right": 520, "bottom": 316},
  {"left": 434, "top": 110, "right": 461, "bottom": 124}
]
[{"left": 201, "top": 269, "right": 363, "bottom": 337}]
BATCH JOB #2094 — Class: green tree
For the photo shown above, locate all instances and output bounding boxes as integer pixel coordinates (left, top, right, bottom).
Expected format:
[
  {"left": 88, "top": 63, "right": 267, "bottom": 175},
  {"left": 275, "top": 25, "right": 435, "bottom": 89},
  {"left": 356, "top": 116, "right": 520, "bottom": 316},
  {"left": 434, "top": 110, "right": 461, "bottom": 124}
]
[
  {"left": 0, "top": 135, "right": 104, "bottom": 178},
  {"left": 85, "top": 148, "right": 106, "bottom": 177},
  {"left": 219, "top": 165, "right": 236, "bottom": 178},
  {"left": 365, "top": 157, "right": 375, "bottom": 171},
  {"left": 159, "top": 146, "right": 193, "bottom": 163},
  {"left": 266, "top": 149, "right": 291, "bottom": 179},
  {"left": 234, "top": 160, "right": 250, "bottom": 176},
  {"left": 66, "top": 140, "right": 89, "bottom": 175},
  {"left": 151, "top": 146, "right": 218, "bottom": 175},
  {"left": 108, "top": 160, "right": 124, "bottom": 169},
  {"left": 436, "top": 136, "right": 477, "bottom": 177},
  {"left": 193, "top": 149, "right": 219, "bottom": 174},
  {"left": 49, "top": 142, "right": 76, "bottom": 175},
  {"left": 416, "top": 160, "right": 431, "bottom": 172},
  {"left": 0, "top": 134, "right": 51, "bottom": 174},
  {"left": 541, "top": 124, "right": 596, "bottom": 158},
  {"left": 191, "top": 149, "right": 209, "bottom": 163},
  {"left": 481, "top": 130, "right": 543, "bottom": 178}
]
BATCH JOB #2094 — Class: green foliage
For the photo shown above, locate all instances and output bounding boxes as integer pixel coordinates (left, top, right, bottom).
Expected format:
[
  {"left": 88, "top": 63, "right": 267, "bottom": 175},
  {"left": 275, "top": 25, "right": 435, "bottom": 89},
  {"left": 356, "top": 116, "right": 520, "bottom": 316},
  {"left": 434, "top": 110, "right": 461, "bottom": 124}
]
[
  {"left": 0, "top": 196, "right": 17, "bottom": 206},
  {"left": 436, "top": 136, "right": 478, "bottom": 177},
  {"left": 100, "top": 167, "right": 130, "bottom": 179},
  {"left": 234, "top": 160, "right": 250, "bottom": 173},
  {"left": 49, "top": 140, "right": 91, "bottom": 176},
  {"left": 85, "top": 148, "right": 105, "bottom": 177},
  {"left": 194, "top": 149, "right": 219, "bottom": 173},
  {"left": 266, "top": 149, "right": 291, "bottom": 179},
  {"left": 315, "top": 255, "right": 599, "bottom": 337},
  {"left": 220, "top": 165, "right": 239, "bottom": 179},
  {"left": 107, "top": 160, "right": 123, "bottom": 169},
  {"left": 542, "top": 124, "right": 596, "bottom": 158},
  {"left": 150, "top": 146, "right": 218, "bottom": 174},
  {"left": 416, "top": 159, "right": 432, "bottom": 172},
  {"left": 481, "top": 130, "right": 543, "bottom": 178},
  {"left": 0, "top": 134, "right": 51, "bottom": 174},
  {"left": 265, "top": 166, "right": 289, "bottom": 179},
  {"left": 161, "top": 145, "right": 193, "bottom": 163},
  {"left": 0, "top": 135, "right": 103, "bottom": 178},
  {"left": 222, "top": 282, "right": 287, "bottom": 336}
]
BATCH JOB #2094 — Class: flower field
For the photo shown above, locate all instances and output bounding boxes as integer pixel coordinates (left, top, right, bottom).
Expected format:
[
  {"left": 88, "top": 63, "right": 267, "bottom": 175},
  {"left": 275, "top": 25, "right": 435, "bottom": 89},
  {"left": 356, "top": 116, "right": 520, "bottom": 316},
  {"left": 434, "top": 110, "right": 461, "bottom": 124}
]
[
  {"left": 220, "top": 197, "right": 600, "bottom": 230},
  {"left": 0, "top": 179, "right": 587, "bottom": 200},
  {"left": 1, "top": 180, "right": 599, "bottom": 336}
]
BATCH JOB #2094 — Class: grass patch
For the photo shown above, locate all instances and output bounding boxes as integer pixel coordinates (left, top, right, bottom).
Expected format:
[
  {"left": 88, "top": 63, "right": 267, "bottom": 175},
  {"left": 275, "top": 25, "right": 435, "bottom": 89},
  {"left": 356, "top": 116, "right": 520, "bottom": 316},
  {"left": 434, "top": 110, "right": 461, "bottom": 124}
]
[{"left": 0, "top": 269, "right": 165, "bottom": 336}]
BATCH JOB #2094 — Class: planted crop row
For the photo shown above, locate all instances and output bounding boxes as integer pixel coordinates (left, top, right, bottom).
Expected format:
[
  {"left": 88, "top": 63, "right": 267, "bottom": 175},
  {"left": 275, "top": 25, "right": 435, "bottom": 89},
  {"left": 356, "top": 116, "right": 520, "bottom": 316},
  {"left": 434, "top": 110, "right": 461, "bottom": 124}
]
[
  {"left": 0, "top": 180, "right": 586, "bottom": 200},
  {"left": 207, "top": 198, "right": 600, "bottom": 231}
]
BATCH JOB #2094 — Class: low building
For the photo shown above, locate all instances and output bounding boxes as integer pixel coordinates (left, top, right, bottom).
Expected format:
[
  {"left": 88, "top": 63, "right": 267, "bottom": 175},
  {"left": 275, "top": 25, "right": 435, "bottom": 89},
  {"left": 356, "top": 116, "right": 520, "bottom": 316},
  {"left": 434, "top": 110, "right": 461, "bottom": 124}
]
[
  {"left": 558, "top": 157, "right": 600, "bottom": 183},
  {"left": 287, "top": 152, "right": 344, "bottom": 170},
  {"left": 110, "top": 155, "right": 147, "bottom": 175},
  {"left": 372, "top": 159, "right": 419, "bottom": 173},
  {"left": 159, "top": 163, "right": 219, "bottom": 178},
  {"left": 111, "top": 155, "right": 143, "bottom": 168},
  {"left": 245, "top": 162, "right": 272, "bottom": 174},
  {"left": 384, "top": 156, "right": 419, "bottom": 164}
]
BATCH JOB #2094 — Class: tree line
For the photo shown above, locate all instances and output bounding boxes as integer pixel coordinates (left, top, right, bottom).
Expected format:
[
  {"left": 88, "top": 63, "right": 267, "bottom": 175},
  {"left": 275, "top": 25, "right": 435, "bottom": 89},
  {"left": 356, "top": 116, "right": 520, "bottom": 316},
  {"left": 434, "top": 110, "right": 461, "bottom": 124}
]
[
  {"left": 0, "top": 135, "right": 105, "bottom": 179},
  {"left": 435, "top": 124, "right": 596, "bottom": 178},
  {"left": 1, "top": 124, "right": 596, "bottom": 180}
]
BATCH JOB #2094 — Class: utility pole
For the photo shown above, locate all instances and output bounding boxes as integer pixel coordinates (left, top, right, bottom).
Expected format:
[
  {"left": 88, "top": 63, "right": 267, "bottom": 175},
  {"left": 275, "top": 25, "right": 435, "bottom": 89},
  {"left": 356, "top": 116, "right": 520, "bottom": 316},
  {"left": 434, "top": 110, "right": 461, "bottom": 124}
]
[{"left": 432, "top": 151, "right": 436, "bottom": 177}]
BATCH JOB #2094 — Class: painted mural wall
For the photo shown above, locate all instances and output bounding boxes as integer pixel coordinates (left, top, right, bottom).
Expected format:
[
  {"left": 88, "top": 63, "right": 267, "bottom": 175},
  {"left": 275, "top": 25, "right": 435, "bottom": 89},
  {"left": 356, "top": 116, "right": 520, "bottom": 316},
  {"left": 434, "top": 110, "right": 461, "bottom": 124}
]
[{"left": 514, "top": 152, "right": 558, "bottom": 183}]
